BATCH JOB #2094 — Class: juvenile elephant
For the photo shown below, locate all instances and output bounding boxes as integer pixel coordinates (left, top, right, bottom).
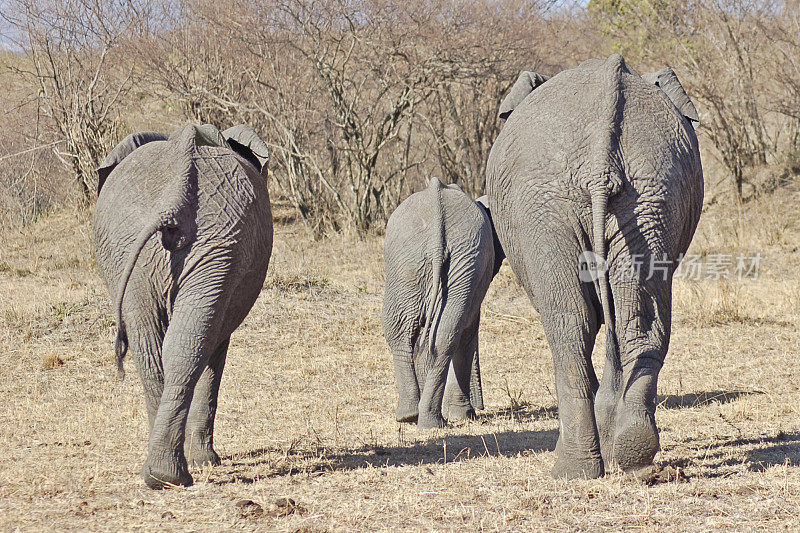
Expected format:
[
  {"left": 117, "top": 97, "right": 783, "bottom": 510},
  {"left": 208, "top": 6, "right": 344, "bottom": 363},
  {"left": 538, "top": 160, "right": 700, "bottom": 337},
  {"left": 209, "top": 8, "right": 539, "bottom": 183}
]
[
  {"left": 93, "top": 123, "right": 272, "bottom": 489},
  {"left": 382, "top": 177, "right": 504, "bottom": 429},
  {"left": 486, "top": 55, "right": 703, "bottom": 478}
]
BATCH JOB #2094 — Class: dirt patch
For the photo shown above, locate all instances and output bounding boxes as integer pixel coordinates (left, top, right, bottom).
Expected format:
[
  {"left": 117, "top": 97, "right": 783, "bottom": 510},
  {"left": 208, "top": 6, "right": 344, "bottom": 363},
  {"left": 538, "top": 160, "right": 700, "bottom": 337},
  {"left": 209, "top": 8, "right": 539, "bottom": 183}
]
[{"left": 631, "top": 464, "right": 691, "bottom": 486}]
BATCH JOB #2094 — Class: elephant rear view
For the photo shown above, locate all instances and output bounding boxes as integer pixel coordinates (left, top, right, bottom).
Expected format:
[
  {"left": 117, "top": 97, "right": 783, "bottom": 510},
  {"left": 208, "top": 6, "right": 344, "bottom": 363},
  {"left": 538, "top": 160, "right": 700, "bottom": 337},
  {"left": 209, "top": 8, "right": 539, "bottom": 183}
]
[
  {"left": 382, "top": 178, "right": 504, "bottom": 429},
  {"left": 487, "top": 55, "right": 703, "bottom": 478},
  {"left": 93, "top": 124, "right": 272, "bottom": 489}
]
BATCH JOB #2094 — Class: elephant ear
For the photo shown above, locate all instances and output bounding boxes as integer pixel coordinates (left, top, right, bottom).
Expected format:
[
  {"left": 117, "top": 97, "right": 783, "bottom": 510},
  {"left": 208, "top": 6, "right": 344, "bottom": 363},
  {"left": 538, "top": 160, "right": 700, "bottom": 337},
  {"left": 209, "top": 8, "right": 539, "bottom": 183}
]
[
  {"left": 642, "top": 68, "right": 699, "bottom": 125},
  {"left": 475, "top": 195, "right": 506, "bottom": 276},
  {"left": 97, "top": 132, "right": 168, "bottom": 195},
  {"left": 498, "top": 71, "right": 550, "bottom": 121},
  {"left": 187, "top": 123, "right": 228, "bottom": 148},
  {"left": 222, "top": 124, "right": 270, "bottom": 174},
  {"left": 445, "top": 182, "right": 465, "bottom": 193}
]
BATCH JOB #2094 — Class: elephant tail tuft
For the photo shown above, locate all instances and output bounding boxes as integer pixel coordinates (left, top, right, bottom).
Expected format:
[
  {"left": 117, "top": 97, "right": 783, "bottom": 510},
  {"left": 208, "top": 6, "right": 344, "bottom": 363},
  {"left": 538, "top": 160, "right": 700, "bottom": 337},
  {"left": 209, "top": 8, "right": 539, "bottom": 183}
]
[{"left": 115, "top": 320, "right": 128, "bottom": 380}]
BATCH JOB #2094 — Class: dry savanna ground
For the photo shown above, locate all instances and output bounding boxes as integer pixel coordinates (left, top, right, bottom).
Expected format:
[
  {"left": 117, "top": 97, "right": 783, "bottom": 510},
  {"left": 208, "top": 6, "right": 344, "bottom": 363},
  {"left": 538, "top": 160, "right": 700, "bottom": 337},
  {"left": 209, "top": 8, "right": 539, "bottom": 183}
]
[{"left": 1, "top": 193, "right": 800, "bottom": 531}]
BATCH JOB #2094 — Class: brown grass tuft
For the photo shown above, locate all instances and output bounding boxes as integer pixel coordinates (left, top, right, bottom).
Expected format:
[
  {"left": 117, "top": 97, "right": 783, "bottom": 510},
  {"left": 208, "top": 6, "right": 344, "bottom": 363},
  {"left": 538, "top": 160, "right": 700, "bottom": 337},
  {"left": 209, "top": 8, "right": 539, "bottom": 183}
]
[
  {"left": 42, "top": 353, "right": 64, "bottom": 370},
  {"left": 266, "top": 271, "right": 331, "bottom": 294}
]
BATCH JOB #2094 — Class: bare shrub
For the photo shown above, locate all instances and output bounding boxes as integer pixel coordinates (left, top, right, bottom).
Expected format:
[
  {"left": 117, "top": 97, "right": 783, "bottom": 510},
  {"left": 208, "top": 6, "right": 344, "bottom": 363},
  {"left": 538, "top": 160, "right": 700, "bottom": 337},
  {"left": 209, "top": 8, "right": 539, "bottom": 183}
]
[
  {"left": 3, "top": 0, "right": 143, "bottom": 202},
  {"left": 0, "top": 52, "right": 68, "bottom": 228},
  {"left": 586, "top": 0, "right": 800, "bottom": 200},
  {"left": 134, "top": 0, "right": 559, "bottom": 234},
  {"left": 416, "top": 1, "right": 553, "bottom": 196},
  {"left": 5, "top": 0, "right": 799, "bottom": 232},
  {"left": 0, "top": 148, "right": 62, "bottom": 228}
]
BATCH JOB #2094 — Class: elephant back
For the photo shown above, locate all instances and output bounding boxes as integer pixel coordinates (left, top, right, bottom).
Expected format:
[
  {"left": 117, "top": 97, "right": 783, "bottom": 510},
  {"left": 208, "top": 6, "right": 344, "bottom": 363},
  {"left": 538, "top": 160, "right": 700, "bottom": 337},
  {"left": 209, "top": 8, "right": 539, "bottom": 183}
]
[
  {"left": 189, "top": 143, "right": 272, "bottom": 245},
  {"left": 385, "top": 181, "right": 493, "bottom": 301},
  {"left": 387, "top": 184, "right": 489, "bottom": 258},
  {"left": 93, "top": 132, "right": 273, "bottom": 306},
  {"left": 93, "top": 140, "right": 174, "bottom": 294},
  {"left": 487, "top": 55, "right": 703, "bottom": 263}
]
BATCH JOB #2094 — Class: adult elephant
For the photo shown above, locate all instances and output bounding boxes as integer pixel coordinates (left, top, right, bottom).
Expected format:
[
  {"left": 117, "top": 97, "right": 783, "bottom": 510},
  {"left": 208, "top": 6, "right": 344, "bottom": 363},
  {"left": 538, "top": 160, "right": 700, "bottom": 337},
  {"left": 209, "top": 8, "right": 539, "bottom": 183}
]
[
  {"left": 486, "top": 55, "right": 703, "bottom": 478},
  {"left": 383, "top": 178, "right": 504, "bottom": 429},
  {"left": 93, "top": 123, "right": 272, "bottom": 489}
]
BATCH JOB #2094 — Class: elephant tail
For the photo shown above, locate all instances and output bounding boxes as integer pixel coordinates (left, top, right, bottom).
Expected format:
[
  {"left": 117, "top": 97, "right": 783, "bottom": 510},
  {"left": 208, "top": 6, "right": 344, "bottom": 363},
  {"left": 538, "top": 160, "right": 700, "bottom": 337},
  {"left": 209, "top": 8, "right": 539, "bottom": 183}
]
[
  {"left": 113, "top": 220, "right": 161, "bottom": 379},
  {"left": 425, "top": 177, "right": 447, "bottom": 357},
  {"left": 590, "top": 185, "right": 622, "bottom": 379},
  {"left": 587, "top": 54, "right": 625, "bottom": 381},
  {"left": 469, "top": 347, "right": 484, "bottom": 411}
]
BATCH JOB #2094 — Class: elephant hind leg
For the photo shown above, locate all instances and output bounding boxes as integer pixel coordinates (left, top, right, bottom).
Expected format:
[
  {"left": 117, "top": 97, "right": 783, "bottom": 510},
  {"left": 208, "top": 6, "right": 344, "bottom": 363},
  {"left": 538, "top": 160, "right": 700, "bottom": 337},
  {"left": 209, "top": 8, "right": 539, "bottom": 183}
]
[
  {"left": 142, "top": 278, "right": 231, "bottom": 489},
  {"left": 417, "top": 292, "right": 478, "bottom": 429},
  {"left": 442, "top": 360, "right": 475, "bottom": 423},
  {"left": 596, "top": 278, "right": 670, "bottom": 472},
  {"left": 384, "top": 319, "right": 419, "bottom": 422},
  {"left": 142, "top": 324, "right": 206, "bottom": 490},
  {"left": 185, "top": 337, "right": 230, "bottom": 468},
  {"left": 391, "top": 343, "right": 420, "bottom": 423},
  {"left": 384, "top": 295, "right": 422, "bottom": 423},
  {"left": 126, "top": 307, "right": 168, "bottom": 432},
  {"left": 525, "top": 244, "right": 602, "bottom": 479},
  {"left": 442, "top": 318, "right": 480, "bottom": 423},
  {"left": 545, "top": 308, "right": 603, "bottom": 480}
]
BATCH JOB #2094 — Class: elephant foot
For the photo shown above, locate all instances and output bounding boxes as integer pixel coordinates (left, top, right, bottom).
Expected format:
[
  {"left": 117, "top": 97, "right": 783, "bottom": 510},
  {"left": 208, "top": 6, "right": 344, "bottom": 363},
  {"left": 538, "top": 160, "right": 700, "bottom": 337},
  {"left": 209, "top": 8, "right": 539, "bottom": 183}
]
[
  {"left": 442, "top": 401, "right": 476, "bottom": 423},
  {"left": 396, "top": 400, "right": 419, "bottom": 423},
  {"left": 552, "top": 397, "right": 604, "bottom": 479},
  {"left": 417, "top": 412, "right": 446, "bottom": 430},
  {"left": 612, "top": 411, "right": 659, "bottom": 471},
  {"left": 142, "top": 465, "right": 193, "bottom": 490},
  {"left": 594, "top": 397, "right": 616, "bottom": 468},
  {"left": 185, "top": 446, "right": 221, "bottom": 468},
  {"left": 551, "top": 455, "right": 604, "bottom": 480},
  {"left": 141, "top": 452, "right": 193, "bottom": 490}
]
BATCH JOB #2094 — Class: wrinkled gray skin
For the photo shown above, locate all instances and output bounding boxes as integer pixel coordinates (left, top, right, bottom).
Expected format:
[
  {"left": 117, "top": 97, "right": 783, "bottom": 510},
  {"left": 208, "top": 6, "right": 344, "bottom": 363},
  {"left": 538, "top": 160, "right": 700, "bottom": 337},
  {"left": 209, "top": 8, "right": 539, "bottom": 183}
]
[
  {"left": 93, "top": 124, "right": 272, "bottom": 489},
  {"left": 486, "top": 55, "right": 703, "bottom": 478},
  {"left": 382, "top": 178, "right": 504, "bottom": 429}
]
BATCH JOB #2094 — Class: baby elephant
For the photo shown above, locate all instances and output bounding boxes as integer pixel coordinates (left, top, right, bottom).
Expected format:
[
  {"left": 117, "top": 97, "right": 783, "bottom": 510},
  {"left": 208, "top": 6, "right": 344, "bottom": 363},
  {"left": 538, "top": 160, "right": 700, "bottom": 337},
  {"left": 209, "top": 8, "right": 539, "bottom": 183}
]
[
  {"left": 93, "top": 124, "right": 272, "bottom": 489},
  {"left": 383, "top": 177, "right": 504, "bottom": 429}
]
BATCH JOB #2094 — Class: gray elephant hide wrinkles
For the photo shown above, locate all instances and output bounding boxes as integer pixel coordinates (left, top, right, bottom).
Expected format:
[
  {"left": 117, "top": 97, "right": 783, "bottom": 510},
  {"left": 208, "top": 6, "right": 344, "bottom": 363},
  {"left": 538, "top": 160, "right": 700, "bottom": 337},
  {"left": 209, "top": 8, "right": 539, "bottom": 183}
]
[
  {"left": 93, "top": 123, "right": 272, "bottom": 489},
  {"left": 486, "top": 54, "right": 703, "bottom": 479},
  {"left": 382, "top": 177, "right": 504, "bottom": 429}
]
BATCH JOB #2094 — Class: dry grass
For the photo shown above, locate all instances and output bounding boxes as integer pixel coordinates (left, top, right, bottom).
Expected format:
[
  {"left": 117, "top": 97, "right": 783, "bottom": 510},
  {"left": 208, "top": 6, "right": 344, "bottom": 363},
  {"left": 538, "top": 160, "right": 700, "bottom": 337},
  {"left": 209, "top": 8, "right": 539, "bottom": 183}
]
[{"left": 1, "top": 195, "right": 799, "bottom": 532}]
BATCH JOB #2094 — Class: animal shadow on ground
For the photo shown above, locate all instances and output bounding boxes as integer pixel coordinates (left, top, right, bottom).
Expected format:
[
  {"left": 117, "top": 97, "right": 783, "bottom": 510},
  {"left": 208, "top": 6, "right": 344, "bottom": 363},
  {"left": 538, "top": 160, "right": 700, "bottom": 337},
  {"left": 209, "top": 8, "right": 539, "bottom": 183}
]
[
  {"left": 746, "top": 433, "right": 800, "bottom": 471},
  {"left": 221, "top": 428, "right": 559, "bottom": 484},
  {"left": 334, "top": 427, "right": 560, "bottom": 470},
  {"left": 657, "top": 389, "right": 762, "bottom": 409},
  {"left": 475, "top": 390, "right": 757, "bottom": 421},
  {"left": 478, "top": 404, "right": 559, "bottom": 424},
  {"left": 216, "top": 391, "right": 769, "bottom": 484},
  {"left": 471, "top": 389, "right": 758, "bottom": 426},
  {"left": 660, "top": 433, "right": 800, "bottom": 479}
]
